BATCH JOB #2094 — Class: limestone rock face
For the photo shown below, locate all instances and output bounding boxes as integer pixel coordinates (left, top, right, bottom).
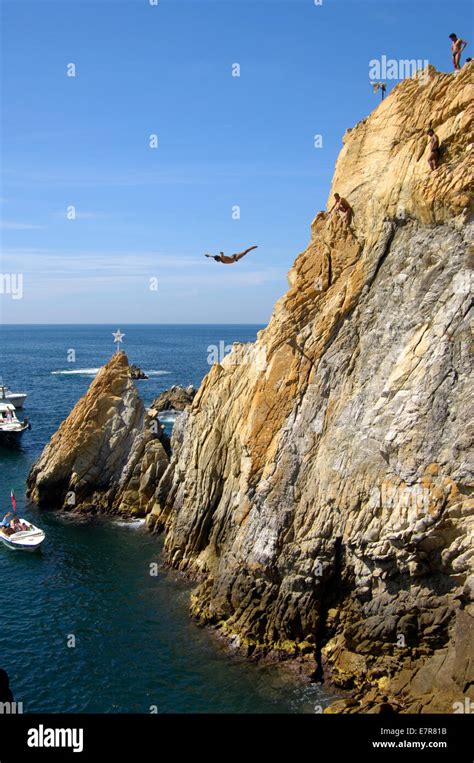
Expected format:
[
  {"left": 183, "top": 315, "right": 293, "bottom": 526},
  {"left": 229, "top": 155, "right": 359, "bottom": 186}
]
[
  {"left": 152, "top": 66, "right": 473, "bottom": 711},
  {"left": 27, "top": 352, "right": 169, "bottom": 515}
]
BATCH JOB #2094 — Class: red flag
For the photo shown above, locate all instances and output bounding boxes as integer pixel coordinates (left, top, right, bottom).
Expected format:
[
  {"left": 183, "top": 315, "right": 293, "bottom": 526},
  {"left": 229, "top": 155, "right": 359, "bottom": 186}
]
[{"left": 10, "top": 490, "right": 17, "bottom": 514}]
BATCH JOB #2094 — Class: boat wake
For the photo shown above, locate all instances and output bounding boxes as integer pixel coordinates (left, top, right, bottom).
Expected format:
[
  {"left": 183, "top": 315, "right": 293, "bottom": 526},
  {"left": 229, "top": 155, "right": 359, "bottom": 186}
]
[
  {"left": 51, "top": 368, "right": 171, "bottom": 377},
  {"left": 51, "top": 368, "right": 99, "bottom": 376}
]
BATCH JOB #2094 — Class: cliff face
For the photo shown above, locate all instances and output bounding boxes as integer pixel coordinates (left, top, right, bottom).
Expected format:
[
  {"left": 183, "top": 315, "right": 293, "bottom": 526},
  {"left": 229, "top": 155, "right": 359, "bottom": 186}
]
[
  {"left": 26, "top": 65, "right": 473, "bottom": 713},
  {"left": 149, "top": 66, "right": 473, "bottom": 711},
  {"left": 27, "top": 352, "right": 169, "bottom": 515}
]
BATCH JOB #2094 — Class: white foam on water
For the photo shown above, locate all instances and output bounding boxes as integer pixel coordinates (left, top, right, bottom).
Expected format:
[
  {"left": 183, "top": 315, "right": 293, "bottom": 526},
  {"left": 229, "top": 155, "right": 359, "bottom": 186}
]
[
  {"left": 51, "top": 368, "right": 171, "bottom": 377},
  {"left": 51, "top": 368, "right": 100, "bottom": 376},
  {"left": 112, "top": 518, "right": 146, "bottom": 529},
  {"left": 157, "top": 411, "right": 180, "bottom": 423}
]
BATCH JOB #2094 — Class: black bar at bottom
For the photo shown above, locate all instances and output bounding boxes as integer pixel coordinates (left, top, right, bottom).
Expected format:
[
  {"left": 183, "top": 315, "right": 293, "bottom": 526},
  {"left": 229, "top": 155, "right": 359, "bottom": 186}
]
[{"left": 0, "top": 712, "right": 471, "bottom": 762}]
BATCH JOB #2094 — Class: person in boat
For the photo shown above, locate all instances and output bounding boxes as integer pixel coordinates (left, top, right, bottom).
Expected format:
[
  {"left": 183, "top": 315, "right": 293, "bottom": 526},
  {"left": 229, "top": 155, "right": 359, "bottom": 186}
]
[
  {"left": 0, "top": 516, "right": 14, "bottom": 536},
  {"left": 0, "top": 512, "right": 12, "bottom": 532},
  {"left": 204, "top": 245, "right": 258, "bottom": 264},
  {"left": 10, "top": 516, "right": 22, "bottom": 532}
]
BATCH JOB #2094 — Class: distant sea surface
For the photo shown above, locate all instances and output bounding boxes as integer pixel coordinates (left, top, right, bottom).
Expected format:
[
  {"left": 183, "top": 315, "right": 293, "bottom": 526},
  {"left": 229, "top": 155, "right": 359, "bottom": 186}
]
[{"left": 0, "top": 325, "right": 332, "bottom": 713}]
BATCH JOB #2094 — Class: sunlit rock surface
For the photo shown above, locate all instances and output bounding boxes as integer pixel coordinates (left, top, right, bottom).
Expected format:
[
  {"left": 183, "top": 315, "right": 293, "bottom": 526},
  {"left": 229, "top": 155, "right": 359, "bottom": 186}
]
[{"left": 150, "top": 65, "right": 473, "bottom": 712}]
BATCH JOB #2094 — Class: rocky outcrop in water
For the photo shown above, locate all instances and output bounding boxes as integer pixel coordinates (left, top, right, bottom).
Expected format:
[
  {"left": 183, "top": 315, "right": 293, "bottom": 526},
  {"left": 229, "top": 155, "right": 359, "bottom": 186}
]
[
  {"left": 148, "top": 66, "right": 473, "bottom": 712},
  {"left": 129, "top": 364, "right": 149, "bottom": 380},
  {"left": 149, "top": 385, "right": 196, "bottom": 414},
  {"left": 27, "top": 352, "right": 169, "bottom": 515}
]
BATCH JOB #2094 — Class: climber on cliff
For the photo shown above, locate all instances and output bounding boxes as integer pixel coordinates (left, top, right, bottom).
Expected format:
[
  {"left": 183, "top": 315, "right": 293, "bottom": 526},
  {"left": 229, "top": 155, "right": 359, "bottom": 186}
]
[
  {"left": 329, "top": 193, "right": 353, "bottom": 227},
  {"left": 427, "top": 128, "right": 441, "bottom": 171},
  {"left": 204, "top": 245, "right": 258, "bottom": 264},
  {"left": 449, "top": 33, "right": 468, "bottom": 71}
]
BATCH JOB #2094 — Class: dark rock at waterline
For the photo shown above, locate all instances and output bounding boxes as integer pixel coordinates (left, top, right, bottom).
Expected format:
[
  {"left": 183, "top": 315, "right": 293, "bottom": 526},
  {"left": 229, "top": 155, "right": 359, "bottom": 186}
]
[
  {"left": 0, "top": 669, "right": 14, "bottom": 703},
  {"left": 149, "top": 385, "right": 196, "bottom": 414},
  {"left": 129, "top": 364, "right": 149, "bottom": 380}
]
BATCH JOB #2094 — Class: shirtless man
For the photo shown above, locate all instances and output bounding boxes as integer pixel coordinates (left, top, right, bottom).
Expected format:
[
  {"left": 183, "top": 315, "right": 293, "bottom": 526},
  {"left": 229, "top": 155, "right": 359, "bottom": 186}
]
[
  {"left": 205, "top": 245, "right": 258, "bottom": 264},
  {"left": 10, "top": 517, "right": 21, "bottom": 532},
  {"left": 329, "top": 193, "right": 353, "bottom": 227},
  {"left": 427, "top": 128, "right": 440, "bottom": 171},
  {"left": 449, "top": 33, "right": 468, "bottom": 71}
]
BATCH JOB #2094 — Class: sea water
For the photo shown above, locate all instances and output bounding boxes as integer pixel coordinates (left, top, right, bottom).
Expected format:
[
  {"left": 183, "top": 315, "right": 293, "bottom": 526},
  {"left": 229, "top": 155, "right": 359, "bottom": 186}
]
[{"left": 0, "top": 325, "right": 333, "bottom": 713}]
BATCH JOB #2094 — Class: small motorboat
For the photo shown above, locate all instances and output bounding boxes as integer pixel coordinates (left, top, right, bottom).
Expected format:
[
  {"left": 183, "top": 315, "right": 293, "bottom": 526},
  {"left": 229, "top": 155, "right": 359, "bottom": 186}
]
[
  {"left": 0, "top": 403, "right": 31, "bottom": 446},
  {"left": 0, "top": 384, "right": 27, "bottom": 409},
  {"left": 0, "top": 519, "right": 45, "bottom": 552}
]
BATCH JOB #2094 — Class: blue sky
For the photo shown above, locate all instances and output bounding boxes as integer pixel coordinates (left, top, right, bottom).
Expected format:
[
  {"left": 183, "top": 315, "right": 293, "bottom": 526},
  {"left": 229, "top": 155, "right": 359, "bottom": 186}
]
[{"left": 1, "top": 0, "right": 471, "bottom": 324}]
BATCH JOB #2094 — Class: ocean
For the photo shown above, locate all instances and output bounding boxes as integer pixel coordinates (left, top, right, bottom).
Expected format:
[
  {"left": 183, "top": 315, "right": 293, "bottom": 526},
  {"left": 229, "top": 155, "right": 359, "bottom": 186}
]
[{"left": 0, "top": 325, "right": 333, "bottom": 713}]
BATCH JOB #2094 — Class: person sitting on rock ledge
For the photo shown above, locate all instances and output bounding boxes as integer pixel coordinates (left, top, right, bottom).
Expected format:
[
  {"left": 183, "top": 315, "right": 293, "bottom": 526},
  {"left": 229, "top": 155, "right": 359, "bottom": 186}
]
[
  {"left": 204, "top": 245, "right": 258, "bottom": 264},
  {"left": 427, "top": 128, "right": 441, "bottom": 171},
  {"left": 329, "top": 193, "right": 353, "bottom": 227}
]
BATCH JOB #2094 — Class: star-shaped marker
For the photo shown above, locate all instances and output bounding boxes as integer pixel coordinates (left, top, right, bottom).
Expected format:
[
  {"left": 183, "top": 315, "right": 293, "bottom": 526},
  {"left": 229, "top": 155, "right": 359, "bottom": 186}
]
[{"left": 112, "top": 329, "right": 125, "bottom": 351}]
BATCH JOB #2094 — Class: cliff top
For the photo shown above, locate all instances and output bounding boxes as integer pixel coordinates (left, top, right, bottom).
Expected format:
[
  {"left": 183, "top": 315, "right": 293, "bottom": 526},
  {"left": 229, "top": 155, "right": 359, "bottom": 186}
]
[{"left": 327, "top": 64, "right": 472, "bottom": 244}]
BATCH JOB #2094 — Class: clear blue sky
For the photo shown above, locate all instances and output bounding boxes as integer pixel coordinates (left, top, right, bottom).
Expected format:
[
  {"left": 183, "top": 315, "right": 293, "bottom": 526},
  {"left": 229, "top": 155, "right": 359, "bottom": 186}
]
[{"left": 1, "top": 0, "right": 471, "bottom": 324}]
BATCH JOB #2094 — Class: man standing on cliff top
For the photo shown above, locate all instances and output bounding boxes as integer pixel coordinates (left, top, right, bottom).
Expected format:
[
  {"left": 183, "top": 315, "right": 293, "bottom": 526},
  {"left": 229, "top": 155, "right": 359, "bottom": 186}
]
[
  {"left": 329, "top": 193, "right": 353, "bottom": 227},
  {"left": 427, "top": 128, "right": 440, "bottom": 171},
  {"left": 449, "top": 33, "right": 468, "bottom": 71}
]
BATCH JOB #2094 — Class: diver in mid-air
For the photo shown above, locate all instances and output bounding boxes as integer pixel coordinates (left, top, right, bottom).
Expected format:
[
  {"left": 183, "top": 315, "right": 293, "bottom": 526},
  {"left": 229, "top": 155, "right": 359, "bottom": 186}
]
[{"left": 204, "top": 245, "right": 258, "bottom": 264}]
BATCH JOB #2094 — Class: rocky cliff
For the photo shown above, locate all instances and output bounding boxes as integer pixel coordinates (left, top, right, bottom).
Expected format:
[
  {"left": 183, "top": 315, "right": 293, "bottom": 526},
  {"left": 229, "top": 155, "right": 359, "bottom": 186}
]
[
  {"left": 148, "top": 66, "right": 473, "bottom": 712},
  {"left": 27, "top": 65, "right": 473, "bottom": 713},
  {"left": 27, "top": 351, "right": 169, "bottom": 515}
]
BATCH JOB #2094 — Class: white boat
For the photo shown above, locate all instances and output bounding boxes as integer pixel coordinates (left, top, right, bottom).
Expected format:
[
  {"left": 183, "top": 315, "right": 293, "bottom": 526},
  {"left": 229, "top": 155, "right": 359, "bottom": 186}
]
[
  {"left": 0, "top": 403, "right": 31, "bottom": 446},
  {"left": 0, "top": 384, "right": 27, "bottom": 409},
  {"left": 0, "top": 519, "right": 45, "bottom": 552}
]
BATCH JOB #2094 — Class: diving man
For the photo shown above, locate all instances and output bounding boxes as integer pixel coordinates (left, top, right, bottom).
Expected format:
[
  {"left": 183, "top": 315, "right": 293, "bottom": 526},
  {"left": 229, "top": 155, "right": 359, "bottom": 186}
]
[{"left": 205, "top": 245, "right": 258, "bottom": 264}]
